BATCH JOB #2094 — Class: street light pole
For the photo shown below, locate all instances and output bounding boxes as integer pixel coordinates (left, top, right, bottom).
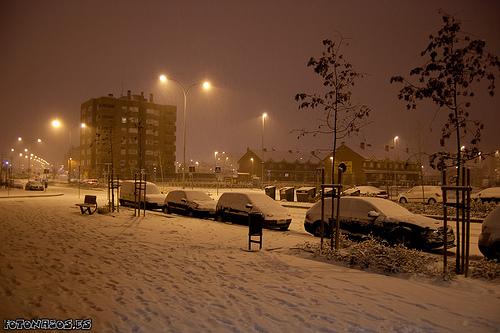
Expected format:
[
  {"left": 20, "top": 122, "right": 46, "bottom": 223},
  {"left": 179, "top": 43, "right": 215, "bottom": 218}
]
[
  {"left": 261, "top": 113, "right": 267, "bottom": 184},
  {"left": 159, "top": 74, "right": 211, "bottom": 188}
]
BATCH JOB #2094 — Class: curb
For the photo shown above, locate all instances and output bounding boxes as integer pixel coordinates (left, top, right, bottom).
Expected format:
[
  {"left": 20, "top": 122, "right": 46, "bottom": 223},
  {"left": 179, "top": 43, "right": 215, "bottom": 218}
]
[
  {"left": 281, "top": 203, "right": 314, "bottom": 210},
  {"left": 0, "top": 193, "right": 64, "bottom": 199}
]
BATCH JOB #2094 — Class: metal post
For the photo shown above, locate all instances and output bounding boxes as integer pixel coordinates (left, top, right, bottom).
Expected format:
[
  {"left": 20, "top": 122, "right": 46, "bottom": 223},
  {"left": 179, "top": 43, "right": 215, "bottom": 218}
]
[
  {"left": 182, "top": 91, "right": 187, "bottom": 188},
  {"left": 441, "top": 169, "right": 448, "bottom": 275},
  {"left": 334, "top": 164, "right": 345, "bottom": 251},
  {"left": 461, "top": 167, "right": 466, "bottom": 273},
  {"left": 320, "top": 169, "right": 325, "bottom": 251},
  {"left": 465, "top": 169, "right": 470, "bottom": 277}
]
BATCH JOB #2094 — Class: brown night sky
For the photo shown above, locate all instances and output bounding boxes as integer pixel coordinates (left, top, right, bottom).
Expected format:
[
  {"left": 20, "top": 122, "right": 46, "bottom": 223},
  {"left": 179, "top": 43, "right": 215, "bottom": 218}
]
[{"left": 1, "top": 0, "right": 499, "bottom": 166}]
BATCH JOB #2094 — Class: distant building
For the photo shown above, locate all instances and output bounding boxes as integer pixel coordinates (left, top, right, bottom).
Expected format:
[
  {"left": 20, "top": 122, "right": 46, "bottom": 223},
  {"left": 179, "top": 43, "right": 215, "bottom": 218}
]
[
  {"left": 238, "top": 148, "right": 321, "bottom": 183},
  {"left": 79, "top": 91, "right": 176, "bottom": 180},
  {"left": 238, "top": 144, "right": 421, "bottom": 187}
]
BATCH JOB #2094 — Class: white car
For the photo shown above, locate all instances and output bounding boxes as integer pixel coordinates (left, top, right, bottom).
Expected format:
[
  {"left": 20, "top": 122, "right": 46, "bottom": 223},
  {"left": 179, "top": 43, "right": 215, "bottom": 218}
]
[
  {"left": 478, "top": 205, "right": 500, "bottom": 260},
  {"left": 119, "top": 180, "right": 166, "bottom": 210},
  {"left": 472, "top": 187, "right": 500, "bottom": 203},
  {"left": 343, "top": 186, "right": 389, "bottom": 199},
  {"left": 216, "top": 192, "right": 292, "bottom": 230},
  {"left": 304, "top": 196, "right": 455, "bottom": 250},
  {"left": 397, "top": 185, "right": 442, "bottom": 204}
]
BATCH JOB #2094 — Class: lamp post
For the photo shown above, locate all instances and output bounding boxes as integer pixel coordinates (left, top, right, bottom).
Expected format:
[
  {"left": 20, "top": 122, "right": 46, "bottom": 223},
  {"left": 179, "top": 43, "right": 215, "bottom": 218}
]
[
  {"left": 159, "top": 74, "right": 211, "bottom": 188},
  {"left": 261, "top": 113, "right": 267, "bottom": 183},
  {"left": 51, "top": 119, "right": 86, "bottom": 182}
]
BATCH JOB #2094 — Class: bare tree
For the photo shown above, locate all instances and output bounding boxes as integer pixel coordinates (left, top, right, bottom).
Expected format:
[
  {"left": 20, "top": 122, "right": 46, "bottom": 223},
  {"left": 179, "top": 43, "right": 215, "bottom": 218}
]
[
  {"left": 295, "top": 37, "right": 371, "bottom": 181},
  {"left": 391, "top": 13, "right": 499, "bottom": 186}
]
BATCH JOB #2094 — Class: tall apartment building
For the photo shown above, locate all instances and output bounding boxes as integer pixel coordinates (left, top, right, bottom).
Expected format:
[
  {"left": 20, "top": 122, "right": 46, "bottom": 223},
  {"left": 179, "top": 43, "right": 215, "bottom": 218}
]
[{"left": 79, "top": 91, "right": 176, "bottom": 180}]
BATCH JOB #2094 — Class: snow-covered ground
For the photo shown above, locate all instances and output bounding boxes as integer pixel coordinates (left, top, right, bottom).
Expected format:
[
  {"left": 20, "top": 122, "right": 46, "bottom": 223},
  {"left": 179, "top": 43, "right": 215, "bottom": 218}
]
[{"left": 1, "top": 186, "right": 499, "bottom": 332}]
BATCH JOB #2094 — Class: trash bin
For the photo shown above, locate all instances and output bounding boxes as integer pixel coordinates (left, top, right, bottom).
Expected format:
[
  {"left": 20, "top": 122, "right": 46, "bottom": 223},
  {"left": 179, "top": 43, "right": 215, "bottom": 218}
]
[
  {"left": 264, "top": 185, "right": 276, "bottom": 200},
  {"left": 249, "top": 212, "right": 264, "bottom": 236},
  {"left": 279, "top": 187, "right": 295, "bottom": 202},
  {"left": 320, "top": 188, "right": 335, "bottom": 198},
  {"left": 248, "top": 212, "right": 263, "bottom": 250},
  {"left": 296, "top": 186, "right": 317, "bottom": 202}
]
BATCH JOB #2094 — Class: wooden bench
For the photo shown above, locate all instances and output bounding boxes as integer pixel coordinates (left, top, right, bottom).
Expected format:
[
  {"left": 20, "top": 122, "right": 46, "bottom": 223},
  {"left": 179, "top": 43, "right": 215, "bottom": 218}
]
[{"left": 76, "top": 195, "right": 98, "bottom": 215}]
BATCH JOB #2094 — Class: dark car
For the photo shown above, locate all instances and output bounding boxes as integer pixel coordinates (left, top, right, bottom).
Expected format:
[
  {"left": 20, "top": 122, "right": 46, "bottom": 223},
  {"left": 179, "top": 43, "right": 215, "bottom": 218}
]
[
  {"left": 304, "top": 196, "right": 455, "bottom": 250},
  {"left": 25, "top": 181, "right": 44, "bottom": 191},
  {"left": 478, "top": 205, "right": 500, "bottom": 260},
  {"left": 216, "top": 192, "right": 292, "bottom": 230},
  {"left": 164, "top": 190, "right": 216, "bottom": 217}
]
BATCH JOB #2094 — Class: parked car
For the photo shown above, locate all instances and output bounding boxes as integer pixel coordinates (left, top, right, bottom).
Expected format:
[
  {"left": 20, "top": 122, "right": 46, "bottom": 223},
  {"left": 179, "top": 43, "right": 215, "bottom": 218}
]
[
  {"left": 216, "top": 192, "right": 292, "bottom": 230},
  {"left": 9, "top": 179, "right": 24, "bottom": 189},
  {"left": 164, "top": 190, "right": 216, "bottom": 217},
  {"left": 397, "top": 185, "right": 442, "bottom": 204},
  {"left": 304, "top": 196, "right": 455, "bottom": 250},
  {"left": 119, "top": 180, "right": 166, "bottom": 210},
  {"left": 25, "top": 180, "right": 44, "bottom": 191},
  {"left": 472, "top": 187, "right": 500, "bottom": 203},
  {"left": 343, "top": 186, "right": 389, "bottom": 199},
  {"left": 478, "top": 205, "right": 500, "bottom": 260}
]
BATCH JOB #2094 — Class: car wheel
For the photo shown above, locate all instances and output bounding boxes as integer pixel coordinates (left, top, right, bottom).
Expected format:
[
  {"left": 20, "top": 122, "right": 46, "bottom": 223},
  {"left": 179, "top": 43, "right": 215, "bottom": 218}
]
[
  {"left": 313, "top": 221, "right": 330, "bottom": 237},
  {"left": 163, "top": 206, "right": 170, "bottom": 214},
  {"left": 427, "top": 198, "right": 437, "bottom": 205},
  {"left": 187, "top": 209, "right": 194, "bottom": 217},
  {"left": 390, "top": 227, "right": 414, "bottom": 248},
  {"left": 489, "top": 242, "right": 500, "bottom": 261},
  {"left": 399, "top": 197, "right": 407, "bottom": 204}
]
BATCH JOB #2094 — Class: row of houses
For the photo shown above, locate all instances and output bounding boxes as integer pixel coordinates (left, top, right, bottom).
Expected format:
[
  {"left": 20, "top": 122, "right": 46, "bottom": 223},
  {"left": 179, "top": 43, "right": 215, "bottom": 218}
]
[{"left": 237, "top": 144, "right": 422, "bottom": 187}]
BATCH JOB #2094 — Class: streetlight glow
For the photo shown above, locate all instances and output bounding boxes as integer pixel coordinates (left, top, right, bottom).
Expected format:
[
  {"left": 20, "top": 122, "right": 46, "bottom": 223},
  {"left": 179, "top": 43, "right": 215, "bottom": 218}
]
[
  {"left": 37, "top": 138, "right": 42, "bottom": 143},
  {"left": 51, "top": 119, "right": 61, "bottom": 128},
  {"left": 81, "top": 123, "right": 86, "bottom": 128},
  {"left": 158, "top": 73, "right": 212, "bottom": 187},
  {"left": 18, "top": 137, "right": 22, "bottom": 142}
]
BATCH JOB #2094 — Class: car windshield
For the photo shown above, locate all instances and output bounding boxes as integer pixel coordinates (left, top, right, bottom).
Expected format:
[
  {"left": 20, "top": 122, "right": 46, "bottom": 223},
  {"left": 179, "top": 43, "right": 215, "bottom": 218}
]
[
  {"left": 186, "top": 191, "right": 212, "bottom": 201},
  {"left": 146, "top": 185, "right": 161, "bottom": 194},
  {"left": 372, "top": 199, "right": 412, "bottom": 217},
  {"left": 247, "top": 193, "right": 285, "bottom": 211}
]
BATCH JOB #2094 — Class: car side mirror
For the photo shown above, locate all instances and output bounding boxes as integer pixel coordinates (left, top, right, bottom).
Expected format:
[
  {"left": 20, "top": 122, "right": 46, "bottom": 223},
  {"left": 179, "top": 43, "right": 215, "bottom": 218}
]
[
  {"left": 245, "top": 203, "right": 253, "bottom": 209},
  {"left": 368, "top": 210, "right": 380, "bottom": 218},
  {"left": 181, "top": 198, "right": 187, "bottom": 203}
]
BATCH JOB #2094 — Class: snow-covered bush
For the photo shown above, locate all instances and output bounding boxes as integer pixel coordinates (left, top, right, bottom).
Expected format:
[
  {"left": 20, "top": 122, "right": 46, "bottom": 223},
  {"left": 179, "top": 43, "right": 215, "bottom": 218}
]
[{"left": 298, "top": 238, "right": 499, "bottom": 281}]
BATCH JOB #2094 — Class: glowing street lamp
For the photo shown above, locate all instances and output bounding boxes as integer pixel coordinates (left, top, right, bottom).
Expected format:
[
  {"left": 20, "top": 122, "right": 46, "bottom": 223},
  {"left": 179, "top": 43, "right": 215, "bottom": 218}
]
[
  {"left": 159, "top": 74, "right": 211, "bottom": 187},
  {"left": 51, "top": 119, "right": 61, "bottom": 128}
]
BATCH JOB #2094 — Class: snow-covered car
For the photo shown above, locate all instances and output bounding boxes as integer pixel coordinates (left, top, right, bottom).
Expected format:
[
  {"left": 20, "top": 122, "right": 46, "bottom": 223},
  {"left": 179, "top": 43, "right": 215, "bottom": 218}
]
[
  {"left": 304, "top": 196, "right": 455, "bottom": 250},
  {"left": 472, "top": 187, "right": 500, "bottom": 203},
  {"left": 343, "top": 186, "right": 389, "bottom": 199},
  {"left": 9, "top": 179, "right": 25, "bottom": 189},
  {"left": 25, "top": 180, "right": 44, "bottom": 191},
  {"left": 478, "top": 205, "right": 500, "bottom": 260},
  {"left": 164, "top": 190, "right": 216, "bottom": 217},
  {"left": 216, "top": 192, "right": 292, "bottom": 230},
  {"left": 119, "top": 180, "right": 166, "bottom": 210},
  {"left": 397, "top": 185, "right": 442, "bottom": 204}
]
